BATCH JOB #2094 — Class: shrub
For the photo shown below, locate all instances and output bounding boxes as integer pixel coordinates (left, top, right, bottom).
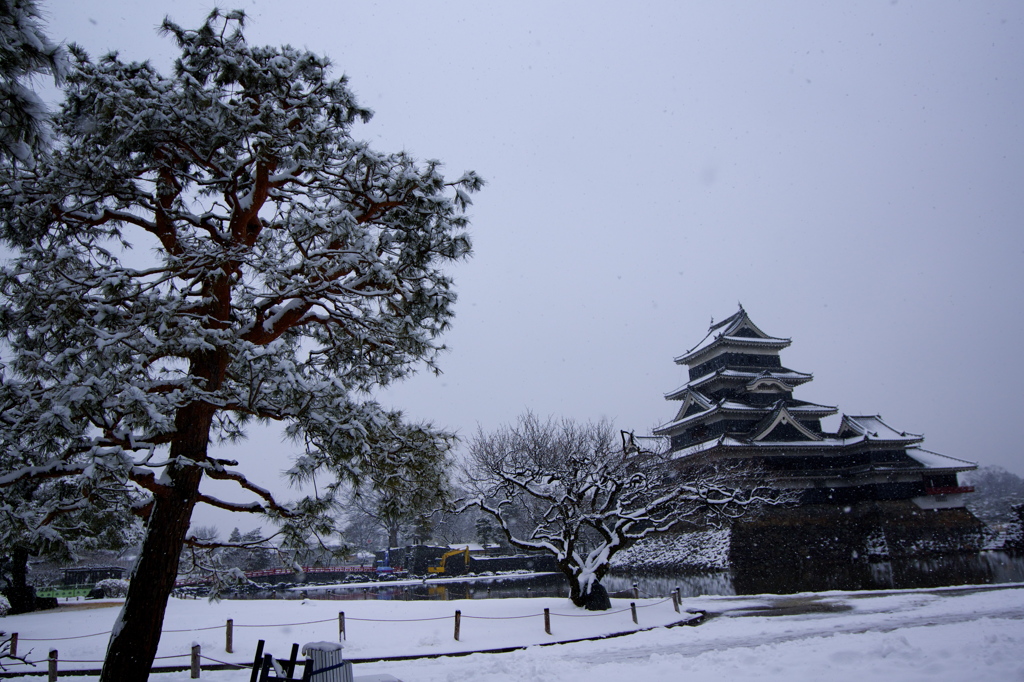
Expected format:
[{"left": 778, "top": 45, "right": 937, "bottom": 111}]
[{"left": 94, "top": 578, "right": 129, "bottom": 598}]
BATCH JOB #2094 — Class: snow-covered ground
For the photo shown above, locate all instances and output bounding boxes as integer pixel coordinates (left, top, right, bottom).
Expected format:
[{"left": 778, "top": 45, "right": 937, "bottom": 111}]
[{"left": 2, "top": 582, "right": 1022, "bottom": 681}]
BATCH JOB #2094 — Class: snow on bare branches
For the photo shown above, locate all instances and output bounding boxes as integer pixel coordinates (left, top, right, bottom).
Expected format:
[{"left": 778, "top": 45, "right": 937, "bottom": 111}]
[{"left": 463, "top": 413, "right": 785, "bottom": 609}]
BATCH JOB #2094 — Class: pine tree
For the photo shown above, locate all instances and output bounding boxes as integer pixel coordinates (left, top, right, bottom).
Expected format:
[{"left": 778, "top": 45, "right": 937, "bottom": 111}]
[
  {"left": 0, "top": 0, "right": 66, "bottom": 164},
  {"left": 344, "top": 430, "right": 453, "bottom": 549},
  {"left": 475, "top": 516, "right": 497, "bottom": 546},
  {"left": 0, "top": 11, "right": 480, "bottom": 680}
]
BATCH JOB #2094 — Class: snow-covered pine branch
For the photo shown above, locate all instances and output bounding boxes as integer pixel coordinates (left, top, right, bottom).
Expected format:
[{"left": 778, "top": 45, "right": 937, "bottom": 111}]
[{"left": 0, "top": 0, "right": 68, "bottom": 166}]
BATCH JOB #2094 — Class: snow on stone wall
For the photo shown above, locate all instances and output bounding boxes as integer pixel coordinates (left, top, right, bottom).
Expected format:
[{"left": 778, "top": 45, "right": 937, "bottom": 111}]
[{"left": 611, "top": 529, "right": 731, "bottom": 571}]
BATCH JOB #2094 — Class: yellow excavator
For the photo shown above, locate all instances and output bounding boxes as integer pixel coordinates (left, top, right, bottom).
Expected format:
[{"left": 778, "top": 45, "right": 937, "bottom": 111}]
[{"left": 426, "top": 547, "right": 470, "bottom": 575}]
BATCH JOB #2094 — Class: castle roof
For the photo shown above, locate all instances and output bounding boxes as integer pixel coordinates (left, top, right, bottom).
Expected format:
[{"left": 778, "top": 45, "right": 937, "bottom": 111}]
[
  {"left": 675, "top": 305, "right": 790, "bottom": 366},
  {"left": 749, "top": 403, "right": 824, "bottom": 442},
  {"left": 667, "top": 429, "right": 971, "bottom": 473},
  {"left": 654, "top": 396, "right": 837, "bottom": 436},
  {"left": 838, "top": 415, "right": 922, "bottom": 443},
  {"left": 665, "top": 367, "right": 813, "bottom": 400},
  {"left": 903, "top": 447, "right": 976, "bottom": 472}
]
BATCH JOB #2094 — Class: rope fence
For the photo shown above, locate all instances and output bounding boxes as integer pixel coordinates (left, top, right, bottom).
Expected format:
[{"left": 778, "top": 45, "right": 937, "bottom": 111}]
[
  {"left": 1, "top": 587, "right": 696, "bottom": 678},
  {"left": 16, "top": 631, "right": 110, "bottom": 642}
]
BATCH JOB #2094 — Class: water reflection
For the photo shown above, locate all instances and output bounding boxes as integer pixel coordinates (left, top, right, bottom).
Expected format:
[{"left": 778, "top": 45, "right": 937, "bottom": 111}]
[{"left": 729, "top": 550, "right": 1024, "bottom": 595}]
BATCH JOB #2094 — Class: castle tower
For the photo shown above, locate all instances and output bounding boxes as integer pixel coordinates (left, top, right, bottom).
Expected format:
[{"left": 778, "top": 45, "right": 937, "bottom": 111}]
[
  {"left": 656, "top": 306, "right": 975, "bottom": 509},
  {"left": 646, "top": 307, "right": 983, "bottom": 592}
]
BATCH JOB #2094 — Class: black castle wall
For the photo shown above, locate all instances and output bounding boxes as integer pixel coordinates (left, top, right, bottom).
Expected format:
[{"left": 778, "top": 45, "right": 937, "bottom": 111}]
[
  {"left": 689, "top": 353, "right": 782, "bottom": 380},
  {"left": 729, "top": 501, "right": 984, "bottom": 594}
]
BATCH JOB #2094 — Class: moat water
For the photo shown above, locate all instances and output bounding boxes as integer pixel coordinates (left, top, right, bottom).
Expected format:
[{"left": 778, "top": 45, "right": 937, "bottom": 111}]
[{"left": 227, "top": 551, "right": 1024, "bottom": 601}]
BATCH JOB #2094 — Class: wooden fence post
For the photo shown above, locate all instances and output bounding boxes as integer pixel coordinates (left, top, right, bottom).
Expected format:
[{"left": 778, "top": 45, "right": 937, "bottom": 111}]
[
  {"left": 48, "top": 649, "right": 57, "bottom": 682},
  {"left": 339, "top": 611, "right": 346, "bottom": 641},
  {"left": 191, "top": 643, "right": 201, "bottom": 679},
  {"left": 632, "top": 583, "right": 639, "bottom": 600},
  {"left": 8, "top": 633, "right": 16, "bottom": 658},
  {"left": 672, "top": 589, "right": 680, "bottom": 613},
  {"left": 225, "top": 619, "right": 233, "bottom": 653},
  {"left": 454, "top": 610, "right": 462, "bottom": 641},
  {"left": 544, "top": 608, "right": 551, "bottom": 635},
  {"left": 630, "top": 602, "right": 638, "bottom": 625}
]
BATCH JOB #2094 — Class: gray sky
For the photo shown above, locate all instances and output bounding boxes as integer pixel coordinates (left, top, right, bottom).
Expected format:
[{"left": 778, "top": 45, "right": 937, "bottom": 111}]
[{"left": 39, "top": 0, "right": 1024, "bottom": 527}]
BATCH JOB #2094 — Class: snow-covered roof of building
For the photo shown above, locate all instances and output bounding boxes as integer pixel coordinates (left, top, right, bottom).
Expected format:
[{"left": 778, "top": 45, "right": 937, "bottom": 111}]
[
  {"left": 674, "top": 306, "right": 791, "bottom": 366},
  {"left": 665, "top": 368, "right": 813, "bottom": 400},
  {"left": 666, "top": 434, "right": 957, "bottom": 460},
  {"left": 664, "top": 389, "right": 716, "bottom": 421},
  {"left": 446, "top": 543, "right": 497, "bottom": 552},
  {"left": 750, "top": 403, "right": 823, "bottom": 442},
  {"left": 668, "top": 435, "right": 743, "bottom": 460},
  {"left": 654, "top": 398, "right": 837, "bottom": 435},
  {"left": 838, "top": 415, "right": 923, "bottom": 443},
  {"left": 904, "top": 447, "right": 976, "bottom": 472}
]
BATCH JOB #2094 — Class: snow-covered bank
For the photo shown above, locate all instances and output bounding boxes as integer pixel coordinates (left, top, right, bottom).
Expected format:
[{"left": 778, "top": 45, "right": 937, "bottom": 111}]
[
  {"left": 285, "top": 570, "right": 558, "bottom": 592},
  {"left": 3, "top": 592, "right": 689, "bottom": 670},
  {"left": 2, "top": 584, "right": 1022, "bottom": 681}
]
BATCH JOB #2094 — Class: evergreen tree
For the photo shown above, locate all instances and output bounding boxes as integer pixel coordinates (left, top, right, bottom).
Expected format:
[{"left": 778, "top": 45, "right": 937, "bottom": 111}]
[
  {"left": 220, "top": 527, "right": 274, "bottom": 571},
  {"left": 343, "top": 425, "right": 454, "bottom": 548},
  {"left": 475, "top": 516, "right": 497, "bottom": 546},
  {"left": 411, "top": 514, "right": 433, "bottom": 545},
  {"left": 0, "top": 11, "right": 480, "bottom": 681},
  {"left": 0, "top": 0, "right": 66, "bottom": 164}
]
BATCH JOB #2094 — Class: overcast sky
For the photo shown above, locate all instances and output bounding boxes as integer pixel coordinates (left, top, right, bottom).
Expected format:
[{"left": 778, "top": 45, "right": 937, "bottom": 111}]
[{"left": 38, "top": 0, "right": 1024, "bottom": 527}]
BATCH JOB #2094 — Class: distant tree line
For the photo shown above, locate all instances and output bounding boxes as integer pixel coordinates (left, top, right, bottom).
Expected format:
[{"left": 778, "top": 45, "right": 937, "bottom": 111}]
[{"left": 963, "top": 466, "right": 1024, "bottom": 527}]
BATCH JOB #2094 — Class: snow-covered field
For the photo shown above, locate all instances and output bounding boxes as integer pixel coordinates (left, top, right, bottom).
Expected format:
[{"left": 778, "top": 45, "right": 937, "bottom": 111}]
[{"left": 2, "top": 582, "right": 1023, "bottom": 681}]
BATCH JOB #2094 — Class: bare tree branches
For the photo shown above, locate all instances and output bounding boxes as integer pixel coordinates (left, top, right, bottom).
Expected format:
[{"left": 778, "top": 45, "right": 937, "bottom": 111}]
[{"left": 464, "top": 413, "right": 787, "bottom": 609}]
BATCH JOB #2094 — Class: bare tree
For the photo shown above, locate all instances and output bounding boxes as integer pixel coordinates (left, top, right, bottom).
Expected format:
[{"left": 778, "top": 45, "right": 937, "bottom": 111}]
[
  {"left": 464, "top": 413, "right": 784, "bottom": 609},
  {"left": 339, "top": 513, "right": 386, "bottom": 555}
]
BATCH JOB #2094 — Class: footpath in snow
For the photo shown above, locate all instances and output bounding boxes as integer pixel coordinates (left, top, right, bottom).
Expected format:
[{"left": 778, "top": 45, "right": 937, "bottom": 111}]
[{"left": 1, "top": 582, "right": 1023, "bottom": 681}]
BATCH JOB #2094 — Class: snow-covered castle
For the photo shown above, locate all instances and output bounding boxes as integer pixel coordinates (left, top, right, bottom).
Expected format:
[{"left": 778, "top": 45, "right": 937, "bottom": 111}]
[
  {"left": 633, "top": 307, "right": 984, "bottom": 592},
  {"left": 656, "top": 306, "right": 975, "bottom": 510}
]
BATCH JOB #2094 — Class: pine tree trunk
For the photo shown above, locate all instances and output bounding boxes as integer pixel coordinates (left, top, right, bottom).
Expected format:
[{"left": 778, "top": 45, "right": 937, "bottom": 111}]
[
  {"left": 99, "top": 397, "right": 215, "bottom": 682},
  {"left": 388, "top": 525, "right": 399, "bottom": 549},
  {"left": 5, "top": 546, "right": 36, "bottom": 614},
  {"left": 99, "top": 465, "right": 202, "bottom": 681}
]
